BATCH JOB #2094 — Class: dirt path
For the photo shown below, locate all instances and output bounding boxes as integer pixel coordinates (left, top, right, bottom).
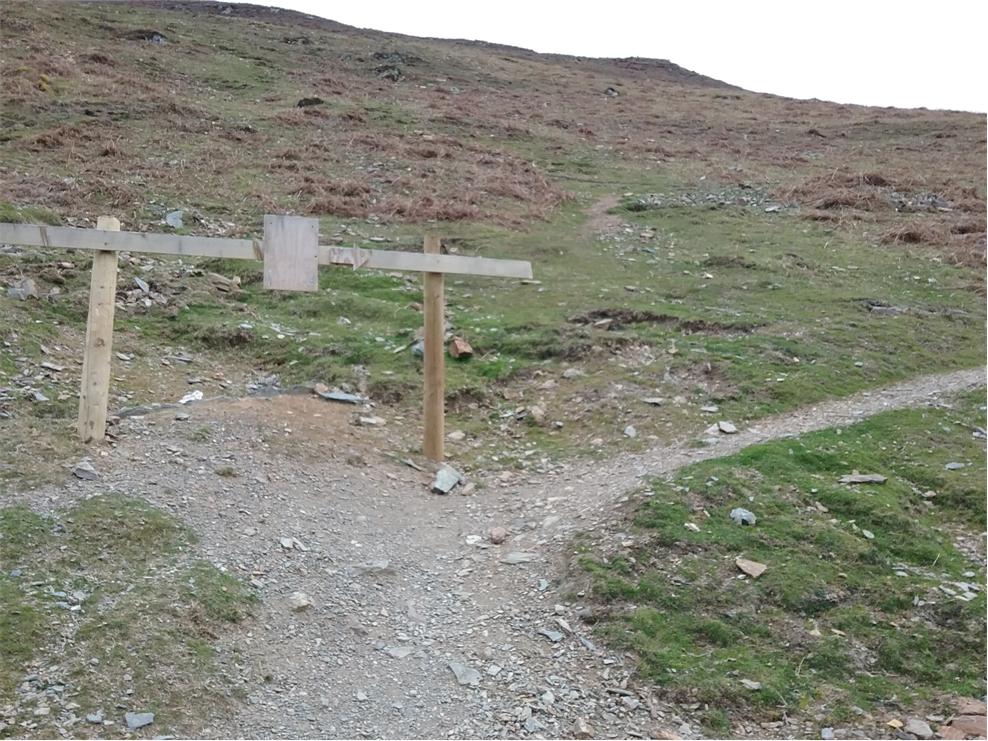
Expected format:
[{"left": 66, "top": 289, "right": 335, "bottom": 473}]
[
  {"left": 31, "top": 366, "right": 986, "bottom": 739},
  {"left": 582, "top": 194, "right": 624, "bottom": 238}
]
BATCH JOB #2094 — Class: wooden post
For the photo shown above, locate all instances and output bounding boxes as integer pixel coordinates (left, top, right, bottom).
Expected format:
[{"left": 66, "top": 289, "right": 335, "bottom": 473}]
[
  {"left": 422, "top": 234, "right": 444, "bottom": 461},
  {"left": 77, "top": 215, "right": 120, "bottom": 442}
]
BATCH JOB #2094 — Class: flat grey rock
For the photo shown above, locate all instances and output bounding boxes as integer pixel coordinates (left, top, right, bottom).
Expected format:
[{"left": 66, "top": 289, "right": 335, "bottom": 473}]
[
  {"left": 538, "top": 628, "right": 564, "bottom": 643},
  {"left": 500, "top": 552, "right": 536, "bottom": 565},
  {"left": 125, "top": 712, "right": 155, "bottom": 730},
  {"left": 448, "top": 661, "right": 481, "bottom": 686},
  {"left": 431, "top": 466, "right": 462, "bottom": 494},
  {"left": 72, "top": 460, "right": 99, "bottom": 481},
  {"left": 839, "top": 472, "right": 887, "bottom": 484}
]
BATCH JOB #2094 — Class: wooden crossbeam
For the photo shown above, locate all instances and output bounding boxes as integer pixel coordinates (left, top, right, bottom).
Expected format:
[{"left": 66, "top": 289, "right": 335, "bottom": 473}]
[
  {"left": 0, "top": 216, "right": 533, "bottom": 460},
  {"left": 0, "top": 223, "right": 533, "bottom": 279}
]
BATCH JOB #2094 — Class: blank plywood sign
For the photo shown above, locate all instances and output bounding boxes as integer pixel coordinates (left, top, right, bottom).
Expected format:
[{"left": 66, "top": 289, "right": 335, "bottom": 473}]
[{"left": 263, "top": 214, "right": 319, "bottom": 292}]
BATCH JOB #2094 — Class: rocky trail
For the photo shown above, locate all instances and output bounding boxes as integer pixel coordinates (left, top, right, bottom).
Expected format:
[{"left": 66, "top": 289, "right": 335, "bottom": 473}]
[{"left": 18, "top": 366, "right": 986, "bottom": 740}]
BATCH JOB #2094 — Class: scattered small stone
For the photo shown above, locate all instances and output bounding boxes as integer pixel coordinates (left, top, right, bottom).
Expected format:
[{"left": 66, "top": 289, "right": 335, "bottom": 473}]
[
  {"left": 174, "top": 411, "right": 189, "bottom": 421},
  {"left": 839, "top": 472, "right": 886, "bottom": 484},
  {"left": 641, "top": 397, "right": 664, "bottom": 406},
  {"left": 821, "top": 728, "right": 835, "bottom": 740},
  {"left": 448, "top": 661, "right": 481, "bottom": 686},
  {"left": 623, "top": 425, "right": 637, "bottom": 438},
  {"left": 730, "top": 507, "right": 757, "bottom": 526},
  {"left": 40, "top": 361, "right": 65, "bottom": 372},
  {"left": 903, "top": 718, "right": 933, "bottom": 739},
  {"left": 315, "top": 388, "right": 366, "bottom": 405},
  {"left": 72, "top": 460, "right": 99, "bottom": 480},
  {"left": 447, "top": 430, "right": 466, "bottom": 442},
  {"left": 718, "top": 420, "right": 738, "bottom": 434},
  {"left": 861, "top": 529, "right": 875, "bottom": 540},
  {"left": 561, "top": 368, "right": 584, "bottom": 379},
  {"left": 355, "top": 691, "right": 368, "bottom": 702},
  {"left": 538, "top": 627, "right": 564, "bottom": 643},
  {"left": 384, "top": 645, "right": 413, "bottom": 659},
  {"left": 684, "top": 522, "right": 701, "bottom": 532},
  {"left": 488, "top": 526, "right": 508, "bottom": 545},
  {"left": 7, "top": 277, "right": 39, "bottom": 300},
  {"left": 447, "top": 337, "right": 473, "bottom": 359},
  {"left": 178, "top": 389, "right": 203, "bottom": 405},
  {"left": 287, "top": 592, "right": 313, "bottom": 611},
  {"left": 740, "top": 678, "right": 762, "bottom": 690},
  {"left": 573, "top": 718, "right": 595, "bottom": 739},
  {"left": 735, "top": 557, "right": 767, "bottom": 578},
  {"left": 125, "top": 712, "right": 155, "bottom": 730},
  {"left": 944, "top": 461, "right": 968, "bottom": 470},
  {"left": 86, "top": 712, "right": 103, "bottom": 724},
  {"left": 431, "top": 466, "right": 462, "bottom": 494},
  {"left": 357, "top": 415, "right": 386, "bottom": 426},
  {"left": 164, "top": 210, "right": 184, "bottom": 229},
  {"left": 700, "top": 403, "right": 719, "bottom": 412},
  {"left": 949, "top": 715, "right": 987, "bottom": 737},
  {"left": 500, "top": 552, "right": 536, "bottom": 565}
]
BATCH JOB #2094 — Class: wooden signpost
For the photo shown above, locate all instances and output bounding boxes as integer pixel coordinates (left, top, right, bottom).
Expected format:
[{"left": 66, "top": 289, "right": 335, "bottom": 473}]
[{"left": 0, "top": 215, "right": 533, "bottom": 461}]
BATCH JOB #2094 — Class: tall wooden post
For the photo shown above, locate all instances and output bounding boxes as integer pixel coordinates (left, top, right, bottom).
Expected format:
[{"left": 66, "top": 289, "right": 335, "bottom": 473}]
[
  {"left": 77, "top": 215, "right": 120, "bottom": 442},
  {"left": 422, "top": 234, "right": 444, "bottom": 461}
]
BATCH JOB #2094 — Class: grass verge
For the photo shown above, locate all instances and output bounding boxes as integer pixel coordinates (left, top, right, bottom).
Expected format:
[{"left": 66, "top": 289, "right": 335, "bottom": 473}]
[
  {"left": 576, "top": 390, "right": 986, "bottom": 733},
  {"left": 0, "top": 494, "right": 255, "bottom": 738}
]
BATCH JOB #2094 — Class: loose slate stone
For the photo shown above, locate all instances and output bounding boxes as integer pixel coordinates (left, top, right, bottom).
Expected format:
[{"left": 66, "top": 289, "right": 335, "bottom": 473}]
[
  {"left": 945, "top": 461, "right": 968, "bottom": 470},
  {"left": 448, "top": 661, "right": 481, "bottom": 686},
  {"left": 315, "top": 388, "right": 366, "bottom": 405},
  {"left": 287, "top": 592, "right": 313, "bottom": 611},
  {"left": 500, "top": 552, "right": 536, "bottom": 565},
  {"left": 384, "top": 645, "right": 413, "bottom": 659},
  {"left": 431, "top": 466, "right": 462, "bottom": 495},
  {"left": 125, "top": 712, "right": 155, "bottom": 730},
  {"left": 839, "top": 472, "right": 887, "bottom": 484},
  {"left": 735, "top": 557, "right": 767, "bottom": 578},
  {"left": 718, "top": 420, "right": 738, "bottom": 434},
  {"left": 72, "top": 460, "right": 99, "bottom": 480},
  {"left": 538, "top": 628, "right": 564, "bottom": 643},
  {"left": 904, "top": 718, "right": 933, "bottom": 739}
]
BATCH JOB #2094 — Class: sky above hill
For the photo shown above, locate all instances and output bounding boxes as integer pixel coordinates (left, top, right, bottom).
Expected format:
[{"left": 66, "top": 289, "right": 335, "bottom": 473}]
[{"left": 268, "top": 0, "right": 986, "bottom": 112}]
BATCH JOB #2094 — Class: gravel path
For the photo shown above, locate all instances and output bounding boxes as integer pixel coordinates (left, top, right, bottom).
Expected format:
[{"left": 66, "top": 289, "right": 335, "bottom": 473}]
[{"left": 32, "top": 366, "right": 986, "bottom": 739}]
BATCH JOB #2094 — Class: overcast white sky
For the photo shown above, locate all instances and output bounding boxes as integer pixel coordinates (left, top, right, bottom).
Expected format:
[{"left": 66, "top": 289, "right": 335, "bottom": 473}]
[{"left": 266, "top": 0, "right": 986, "bottom": 112}]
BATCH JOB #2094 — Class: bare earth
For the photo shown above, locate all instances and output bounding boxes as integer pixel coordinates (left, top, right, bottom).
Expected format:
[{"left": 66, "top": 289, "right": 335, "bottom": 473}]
[{"left": 22, "top": 366, "right": 986, "bottom": 739}]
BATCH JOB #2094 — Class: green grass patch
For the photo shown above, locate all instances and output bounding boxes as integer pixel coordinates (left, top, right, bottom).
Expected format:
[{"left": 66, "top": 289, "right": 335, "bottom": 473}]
[
  {"left": 0, "top": 495, "right": 255, "bottom": 735},
  {"left": 579, "top": 390, "right": 987, "bottom": 727}
]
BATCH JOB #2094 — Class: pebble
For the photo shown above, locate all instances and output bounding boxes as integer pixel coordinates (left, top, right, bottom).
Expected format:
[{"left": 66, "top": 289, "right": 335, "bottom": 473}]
[
  {"left": 718, "top": 420, "right": 738, "bottom": 434},
  {"left": 488, "top": 526, "right": 508, "bottom": 544}
]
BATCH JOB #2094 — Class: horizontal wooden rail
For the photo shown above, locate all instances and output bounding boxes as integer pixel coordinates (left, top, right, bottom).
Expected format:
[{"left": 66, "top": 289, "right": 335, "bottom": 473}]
[{"left": 0, "top": 223, "right": 533, "bottom": 279}]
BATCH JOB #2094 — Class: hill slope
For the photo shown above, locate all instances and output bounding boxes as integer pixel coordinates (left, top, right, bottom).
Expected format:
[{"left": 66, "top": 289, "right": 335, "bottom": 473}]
[{"left": 1, "top": 0, "right": 984, "bottom": 265}]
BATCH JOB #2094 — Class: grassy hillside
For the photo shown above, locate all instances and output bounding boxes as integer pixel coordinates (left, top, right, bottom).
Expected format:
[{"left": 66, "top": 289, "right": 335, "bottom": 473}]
[
  {"left": 0, "top": 1, "right": 985, "bottom": 484},
  {"left": 576, "top": 390, "right": 987, "bottom": 735}
]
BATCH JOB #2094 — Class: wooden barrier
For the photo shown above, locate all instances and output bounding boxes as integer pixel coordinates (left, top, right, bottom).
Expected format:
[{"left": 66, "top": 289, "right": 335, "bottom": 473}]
[{"left": 0, "top": 216, "right": 533, "bottom": 460}]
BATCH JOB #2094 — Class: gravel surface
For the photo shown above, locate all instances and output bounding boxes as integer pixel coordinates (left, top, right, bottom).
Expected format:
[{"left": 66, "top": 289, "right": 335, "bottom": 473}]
[{"left": 16, "top": 366, "right": 986, "bottom": 739}]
